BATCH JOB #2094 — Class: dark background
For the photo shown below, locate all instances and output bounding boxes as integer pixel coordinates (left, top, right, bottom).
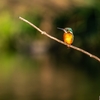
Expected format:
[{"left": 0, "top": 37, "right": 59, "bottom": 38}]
[{"left": 0, "top": 0, "right": 100, "bottom": 100}]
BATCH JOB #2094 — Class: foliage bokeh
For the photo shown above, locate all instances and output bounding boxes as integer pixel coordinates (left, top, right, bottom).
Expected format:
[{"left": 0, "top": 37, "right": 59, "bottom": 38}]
[{"left": 0, "top": 0, "right": 100, "bottom": 100}]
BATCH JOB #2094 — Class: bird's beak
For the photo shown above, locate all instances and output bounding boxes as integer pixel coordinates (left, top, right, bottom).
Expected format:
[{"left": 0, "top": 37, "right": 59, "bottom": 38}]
[
  {"left": 57, "top": 27, "right": 64, "bottom": 31},
  {"left": 57, "top": 27, "right": 67, "bottom": 33}
]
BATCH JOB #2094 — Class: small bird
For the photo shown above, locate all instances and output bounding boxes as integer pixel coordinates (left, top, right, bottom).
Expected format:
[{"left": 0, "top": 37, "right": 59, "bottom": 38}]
[{"left": 57, "top": 27, "right": 74, "bottom": 46}]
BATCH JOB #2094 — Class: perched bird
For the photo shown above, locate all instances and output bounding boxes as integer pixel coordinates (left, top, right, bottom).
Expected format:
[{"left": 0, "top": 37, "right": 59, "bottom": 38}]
[{"left": 57, "top": 27, "right": 74, "bottom": 45}]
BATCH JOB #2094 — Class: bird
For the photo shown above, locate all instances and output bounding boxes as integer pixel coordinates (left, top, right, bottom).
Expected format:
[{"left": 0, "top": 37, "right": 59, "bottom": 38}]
[{"left": 57, "top": 27, "right": 74, "bottom": 46}]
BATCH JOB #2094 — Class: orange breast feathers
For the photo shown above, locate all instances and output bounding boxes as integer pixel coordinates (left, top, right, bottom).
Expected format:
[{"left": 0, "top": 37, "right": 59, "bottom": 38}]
[{"left": 63, "top": 32, "right": 74, "bottom": 45}]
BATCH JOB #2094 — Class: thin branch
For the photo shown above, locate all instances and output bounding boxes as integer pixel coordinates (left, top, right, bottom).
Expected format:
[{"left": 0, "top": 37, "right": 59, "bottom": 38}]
[{"left": 19, "top": 16, "right": 100, "bottom": 62}]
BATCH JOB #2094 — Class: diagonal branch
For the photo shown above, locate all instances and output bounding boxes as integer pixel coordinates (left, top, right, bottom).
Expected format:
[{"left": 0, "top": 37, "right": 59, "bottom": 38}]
[{"left": 19, "top": 16, "right": 100, "bottom": 62}]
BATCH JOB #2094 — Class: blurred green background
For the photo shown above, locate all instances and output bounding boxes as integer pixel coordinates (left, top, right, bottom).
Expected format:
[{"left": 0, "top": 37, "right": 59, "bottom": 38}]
[{"left": 0, "top": 0, "right": 100, "bottom": 100}]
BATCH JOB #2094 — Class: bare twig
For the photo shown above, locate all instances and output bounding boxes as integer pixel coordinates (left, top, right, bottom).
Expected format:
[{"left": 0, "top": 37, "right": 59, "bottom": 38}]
[{"left": 19, "top": 16, "right": 100, "bottom": 62}]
